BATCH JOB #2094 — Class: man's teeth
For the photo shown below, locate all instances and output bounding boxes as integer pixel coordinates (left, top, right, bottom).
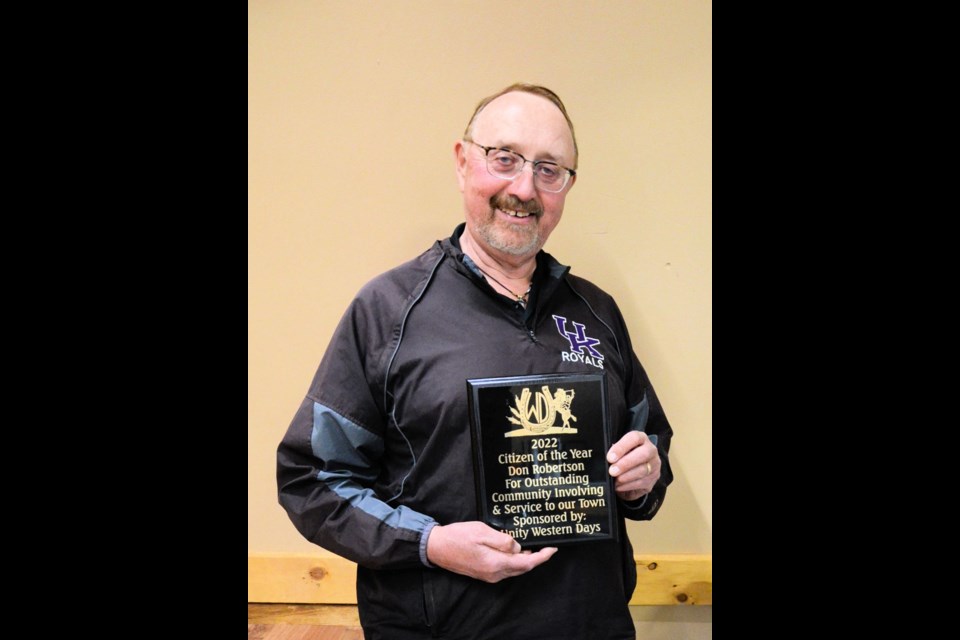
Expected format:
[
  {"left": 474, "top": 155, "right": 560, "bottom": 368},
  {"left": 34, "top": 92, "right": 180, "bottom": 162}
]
[{"left": 500, "top": 208, "right": 534, "bottom": 218}]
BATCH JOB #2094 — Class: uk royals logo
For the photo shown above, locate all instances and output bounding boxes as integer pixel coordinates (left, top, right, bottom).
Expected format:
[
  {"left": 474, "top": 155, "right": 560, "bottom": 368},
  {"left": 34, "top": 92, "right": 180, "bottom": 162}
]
[{"left": 552, "top": 314, "right": 604, "bottom": 370}]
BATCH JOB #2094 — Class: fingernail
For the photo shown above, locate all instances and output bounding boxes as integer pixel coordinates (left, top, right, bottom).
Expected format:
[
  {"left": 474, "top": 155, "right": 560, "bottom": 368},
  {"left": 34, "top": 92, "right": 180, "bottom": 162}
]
[{"left": 609, "top": 465, "right": 620, "bottom": 475}]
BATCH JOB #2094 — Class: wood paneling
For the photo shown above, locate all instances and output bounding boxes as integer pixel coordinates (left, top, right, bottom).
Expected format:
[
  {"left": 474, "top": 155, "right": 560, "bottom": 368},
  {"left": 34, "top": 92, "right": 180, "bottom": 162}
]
[{"left": 249, "top": 552, "right": 711, "bottom": 605}]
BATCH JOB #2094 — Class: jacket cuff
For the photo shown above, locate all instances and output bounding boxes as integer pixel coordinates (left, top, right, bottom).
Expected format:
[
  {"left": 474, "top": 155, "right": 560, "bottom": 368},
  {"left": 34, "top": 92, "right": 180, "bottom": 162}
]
[
  {"left": 419, "top": 521, "right": 438, "bottom": 568},
  {"left": 619, "top": 493, "right": 649, "bottom": 512}
]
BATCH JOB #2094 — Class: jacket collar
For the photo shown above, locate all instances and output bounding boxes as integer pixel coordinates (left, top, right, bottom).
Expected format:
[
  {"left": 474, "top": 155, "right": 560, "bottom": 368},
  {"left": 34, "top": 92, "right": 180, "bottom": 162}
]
[{"left": 440, "top": 223, "right": 571, "bottom": 324}]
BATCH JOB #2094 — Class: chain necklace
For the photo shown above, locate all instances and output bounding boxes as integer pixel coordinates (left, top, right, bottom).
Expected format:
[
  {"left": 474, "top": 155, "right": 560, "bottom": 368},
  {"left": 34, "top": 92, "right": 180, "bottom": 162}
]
[{"left": 476, "top": 266, "right": 532, "bottom": 303}]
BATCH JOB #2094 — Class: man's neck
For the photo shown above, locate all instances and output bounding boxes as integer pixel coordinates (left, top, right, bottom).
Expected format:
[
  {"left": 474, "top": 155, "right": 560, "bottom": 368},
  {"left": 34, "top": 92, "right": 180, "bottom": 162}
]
[{"left": 460, "top": 226, "right": 537, "bottom": 281}]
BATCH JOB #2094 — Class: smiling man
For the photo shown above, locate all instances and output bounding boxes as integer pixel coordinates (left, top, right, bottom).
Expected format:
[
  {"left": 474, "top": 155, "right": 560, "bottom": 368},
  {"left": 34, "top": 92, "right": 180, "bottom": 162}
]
[
  {"left": 277, "top": 83, "right": 674, "bottom": 640},
  {"left": 456, "top": 87, "right": 576, "bottom": 269}
]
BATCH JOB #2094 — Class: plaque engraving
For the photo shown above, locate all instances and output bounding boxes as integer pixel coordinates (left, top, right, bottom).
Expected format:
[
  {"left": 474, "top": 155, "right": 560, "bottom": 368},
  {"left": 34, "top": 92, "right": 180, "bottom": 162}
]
[{"left": 466, "top": 372, "right": 617, "bottom": 548}]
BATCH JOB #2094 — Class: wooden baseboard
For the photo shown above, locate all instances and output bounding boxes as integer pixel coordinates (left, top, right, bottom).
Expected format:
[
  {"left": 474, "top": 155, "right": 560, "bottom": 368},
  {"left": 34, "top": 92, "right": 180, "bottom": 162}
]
[{"left": 249, "top": 552, "right": 711, "bottom": 605}]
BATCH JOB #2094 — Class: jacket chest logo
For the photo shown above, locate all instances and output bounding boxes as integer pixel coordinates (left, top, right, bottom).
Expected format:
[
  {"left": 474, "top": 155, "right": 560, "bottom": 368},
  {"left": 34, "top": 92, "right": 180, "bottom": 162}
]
[{"left": 552, "top": 315, "right": 604, "bottom": 370}]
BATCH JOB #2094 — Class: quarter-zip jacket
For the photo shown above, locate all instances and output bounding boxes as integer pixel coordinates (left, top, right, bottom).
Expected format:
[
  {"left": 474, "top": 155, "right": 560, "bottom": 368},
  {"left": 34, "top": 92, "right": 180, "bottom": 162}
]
[{"left": 277, "top": 223, "right": 673, "bottom": 639}]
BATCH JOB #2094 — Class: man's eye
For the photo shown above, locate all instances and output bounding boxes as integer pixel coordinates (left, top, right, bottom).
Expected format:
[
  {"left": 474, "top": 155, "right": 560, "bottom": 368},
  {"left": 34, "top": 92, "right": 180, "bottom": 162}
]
[{"left": 537, "top": 164, "right": 560, "bottom": 179}]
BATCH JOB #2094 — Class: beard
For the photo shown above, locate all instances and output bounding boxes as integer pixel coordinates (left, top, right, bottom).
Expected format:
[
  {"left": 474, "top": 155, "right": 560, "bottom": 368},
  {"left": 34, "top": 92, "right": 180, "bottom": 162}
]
[{"left": 475, "top": 195, "right": 543, "bottom": 257}]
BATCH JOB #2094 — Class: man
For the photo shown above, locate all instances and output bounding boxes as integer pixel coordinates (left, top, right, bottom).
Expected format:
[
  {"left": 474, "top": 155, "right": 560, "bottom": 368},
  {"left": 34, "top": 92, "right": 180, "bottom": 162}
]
[{"left": 277, "top": 83, "right": 673, "bottom": 639}]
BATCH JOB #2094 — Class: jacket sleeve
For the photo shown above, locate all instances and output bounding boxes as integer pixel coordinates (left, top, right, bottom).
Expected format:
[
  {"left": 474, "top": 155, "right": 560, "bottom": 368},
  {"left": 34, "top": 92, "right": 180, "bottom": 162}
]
[
  {"left": 616, "top": 356, "right": 674, "bottom": 521},
  {"left": 276, "top": 289, "right": 437, "bottom": 570},
  {"left": 607, "top": 302, "right": 674, "bottom": 521}
]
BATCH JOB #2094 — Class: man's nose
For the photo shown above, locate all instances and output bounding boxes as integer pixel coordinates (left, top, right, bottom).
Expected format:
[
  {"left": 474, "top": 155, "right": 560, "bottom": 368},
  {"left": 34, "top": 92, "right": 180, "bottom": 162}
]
[{"left": 506, "top": 162, "right": 538, "bottom": 201}]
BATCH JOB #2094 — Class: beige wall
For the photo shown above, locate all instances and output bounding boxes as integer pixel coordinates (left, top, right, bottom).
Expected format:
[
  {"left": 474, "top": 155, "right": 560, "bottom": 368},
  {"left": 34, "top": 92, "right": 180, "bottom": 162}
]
[{"left": 249, "top": 0, "right": 711, "bottom": 562}]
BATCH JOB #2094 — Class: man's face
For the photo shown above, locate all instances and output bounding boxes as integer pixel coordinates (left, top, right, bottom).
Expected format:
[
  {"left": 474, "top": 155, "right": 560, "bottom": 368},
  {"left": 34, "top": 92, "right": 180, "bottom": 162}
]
[{"left": 455, "top": 91, "right": 577, "bottom": 264}]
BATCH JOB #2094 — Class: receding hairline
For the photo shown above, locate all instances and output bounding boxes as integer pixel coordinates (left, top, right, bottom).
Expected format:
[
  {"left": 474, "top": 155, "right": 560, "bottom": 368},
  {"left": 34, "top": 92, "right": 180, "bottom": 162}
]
[{"left": 463, "top": 83, "right": 579, "bottom": 170}]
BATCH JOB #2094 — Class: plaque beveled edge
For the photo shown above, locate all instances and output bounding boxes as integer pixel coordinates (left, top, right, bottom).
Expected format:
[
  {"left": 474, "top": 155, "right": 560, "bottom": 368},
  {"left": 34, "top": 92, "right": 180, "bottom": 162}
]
[{"left": 465, "top": 372, "right": 619, "bottom": 548}]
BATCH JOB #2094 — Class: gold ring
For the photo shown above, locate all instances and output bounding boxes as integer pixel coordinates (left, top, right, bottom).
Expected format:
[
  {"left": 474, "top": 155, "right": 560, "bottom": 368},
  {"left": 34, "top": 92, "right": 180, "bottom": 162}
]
[{"left": 646, "top": 462, "right": 652, "bottom": 475}]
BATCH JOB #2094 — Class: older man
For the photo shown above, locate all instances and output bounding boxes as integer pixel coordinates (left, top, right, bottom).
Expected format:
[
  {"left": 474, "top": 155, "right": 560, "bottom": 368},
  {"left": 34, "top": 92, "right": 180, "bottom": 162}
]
[{"left": 278, "top": 83, "right": 673, "bottom": 640}]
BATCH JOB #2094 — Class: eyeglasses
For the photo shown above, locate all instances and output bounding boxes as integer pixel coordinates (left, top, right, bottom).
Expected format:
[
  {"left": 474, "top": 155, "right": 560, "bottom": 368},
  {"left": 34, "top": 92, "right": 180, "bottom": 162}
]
[{"left": 463, "top": 138, "right": 576, "bottom": 193}]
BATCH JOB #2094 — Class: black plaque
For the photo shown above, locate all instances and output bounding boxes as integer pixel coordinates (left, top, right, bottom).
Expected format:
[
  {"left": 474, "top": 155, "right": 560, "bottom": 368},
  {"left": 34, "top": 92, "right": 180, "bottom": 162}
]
[{"left": 467, "top": 372, "right": 617, "bottom": 548}]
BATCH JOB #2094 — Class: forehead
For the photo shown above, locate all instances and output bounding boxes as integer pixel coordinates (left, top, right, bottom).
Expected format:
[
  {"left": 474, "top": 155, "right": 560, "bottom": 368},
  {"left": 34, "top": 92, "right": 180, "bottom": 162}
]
[{"left": 470, "top": 92, "right": 575, "bottom": 164}]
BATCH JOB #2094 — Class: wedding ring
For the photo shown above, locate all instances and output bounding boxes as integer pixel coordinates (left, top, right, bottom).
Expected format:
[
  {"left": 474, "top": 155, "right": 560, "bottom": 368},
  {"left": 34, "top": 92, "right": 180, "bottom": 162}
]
[{"left": 645, "top": 462, "right": 652, "bottom": 475}]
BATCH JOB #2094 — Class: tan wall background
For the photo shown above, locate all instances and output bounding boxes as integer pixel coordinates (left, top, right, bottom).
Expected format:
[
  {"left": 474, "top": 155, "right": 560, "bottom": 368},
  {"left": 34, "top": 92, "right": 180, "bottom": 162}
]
[{"left": 249, "top": 0, "right": 711, "bottom": 564}]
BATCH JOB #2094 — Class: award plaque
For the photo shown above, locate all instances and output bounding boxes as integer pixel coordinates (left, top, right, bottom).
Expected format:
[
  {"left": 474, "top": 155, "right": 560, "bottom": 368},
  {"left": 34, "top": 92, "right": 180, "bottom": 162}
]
[{"left": 466, "top": 372, "right": 617, "bottom": 548}]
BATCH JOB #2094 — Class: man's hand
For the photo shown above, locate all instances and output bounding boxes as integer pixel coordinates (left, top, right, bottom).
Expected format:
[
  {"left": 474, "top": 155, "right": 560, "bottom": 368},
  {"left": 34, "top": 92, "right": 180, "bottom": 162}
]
[
  {"left": 426, "top": 521, "right": 558, "bottom": 583},
  {"left": 607, "top": 430, "right": 659, "bottom": 502}
]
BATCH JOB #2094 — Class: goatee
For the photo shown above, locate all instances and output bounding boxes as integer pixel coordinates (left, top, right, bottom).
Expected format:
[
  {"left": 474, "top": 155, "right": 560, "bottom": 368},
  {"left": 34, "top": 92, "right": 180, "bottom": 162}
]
[{"left": 478, "top": 195, "right": 543, "bottom": 256}]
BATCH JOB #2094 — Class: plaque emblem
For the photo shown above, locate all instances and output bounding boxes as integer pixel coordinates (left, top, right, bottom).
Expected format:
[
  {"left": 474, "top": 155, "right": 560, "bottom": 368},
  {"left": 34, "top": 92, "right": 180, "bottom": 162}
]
[{"left": 506, "top": 386, "right": 579, "bottom": 436}]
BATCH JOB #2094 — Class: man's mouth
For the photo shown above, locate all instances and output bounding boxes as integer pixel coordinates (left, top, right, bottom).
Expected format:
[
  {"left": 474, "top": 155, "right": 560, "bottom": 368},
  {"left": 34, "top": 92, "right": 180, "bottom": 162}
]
[{"left": 497, "top": 208, "right": 539, "bottom": 219}]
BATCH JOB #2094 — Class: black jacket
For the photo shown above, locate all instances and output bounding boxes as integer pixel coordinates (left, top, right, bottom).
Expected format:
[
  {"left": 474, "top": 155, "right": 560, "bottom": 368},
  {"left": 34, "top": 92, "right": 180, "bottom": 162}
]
[{"left": 277, "top": 224, "right": 673, "bottom": 639}]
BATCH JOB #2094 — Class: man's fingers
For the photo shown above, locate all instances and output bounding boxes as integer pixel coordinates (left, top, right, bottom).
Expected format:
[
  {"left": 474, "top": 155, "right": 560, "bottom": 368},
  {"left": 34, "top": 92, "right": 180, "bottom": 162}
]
[
  {"left": 606, "top": 430, "right": 646, "bottom": 464},
  {"left": 504, "top": 546, "right": 558, "bottom": 576},
  {"left": 480, "top": 527, "right": 521, "bottom": 554}
]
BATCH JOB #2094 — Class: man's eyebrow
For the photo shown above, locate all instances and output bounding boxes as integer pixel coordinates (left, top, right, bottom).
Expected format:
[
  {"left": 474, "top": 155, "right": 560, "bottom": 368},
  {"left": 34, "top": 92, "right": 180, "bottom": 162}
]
[{"left": 492, "top": 141, "right": 563, "bottom": 164}]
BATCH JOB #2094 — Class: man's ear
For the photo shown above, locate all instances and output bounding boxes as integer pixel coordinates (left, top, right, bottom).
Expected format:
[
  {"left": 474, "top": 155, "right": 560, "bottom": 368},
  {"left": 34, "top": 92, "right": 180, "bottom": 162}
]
[{"left": 454, "top": 140, "right": 467, "bottom": 192}]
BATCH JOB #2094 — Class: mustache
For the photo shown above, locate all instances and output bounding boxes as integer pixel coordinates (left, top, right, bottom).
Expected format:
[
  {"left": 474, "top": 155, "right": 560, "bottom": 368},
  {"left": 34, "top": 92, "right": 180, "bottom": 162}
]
[{"left": 491, "top": 194, "right": 542, "bottom": 215}]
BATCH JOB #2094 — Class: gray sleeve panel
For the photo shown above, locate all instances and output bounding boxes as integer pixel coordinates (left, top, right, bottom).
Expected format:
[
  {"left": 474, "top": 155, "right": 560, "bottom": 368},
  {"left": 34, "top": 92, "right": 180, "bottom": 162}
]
[
  {"left": 627, "top": 394, "right": 650, "bottom": 434},
  {"left": 311, "top": 401, "right": 383, "bottom": 483},
  {"left": 311, "top": 401, "right": 436, "bottom": 535}
]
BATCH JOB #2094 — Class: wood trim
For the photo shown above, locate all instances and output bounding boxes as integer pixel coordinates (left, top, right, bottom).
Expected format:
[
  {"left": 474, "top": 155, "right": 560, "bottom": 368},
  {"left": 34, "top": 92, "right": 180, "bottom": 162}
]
[
  {"left": 249, "top": 552, "right": 711, "bottom": 605},
  {"left": 632, "top": 554, "right": 712, "bottom": 605}
]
